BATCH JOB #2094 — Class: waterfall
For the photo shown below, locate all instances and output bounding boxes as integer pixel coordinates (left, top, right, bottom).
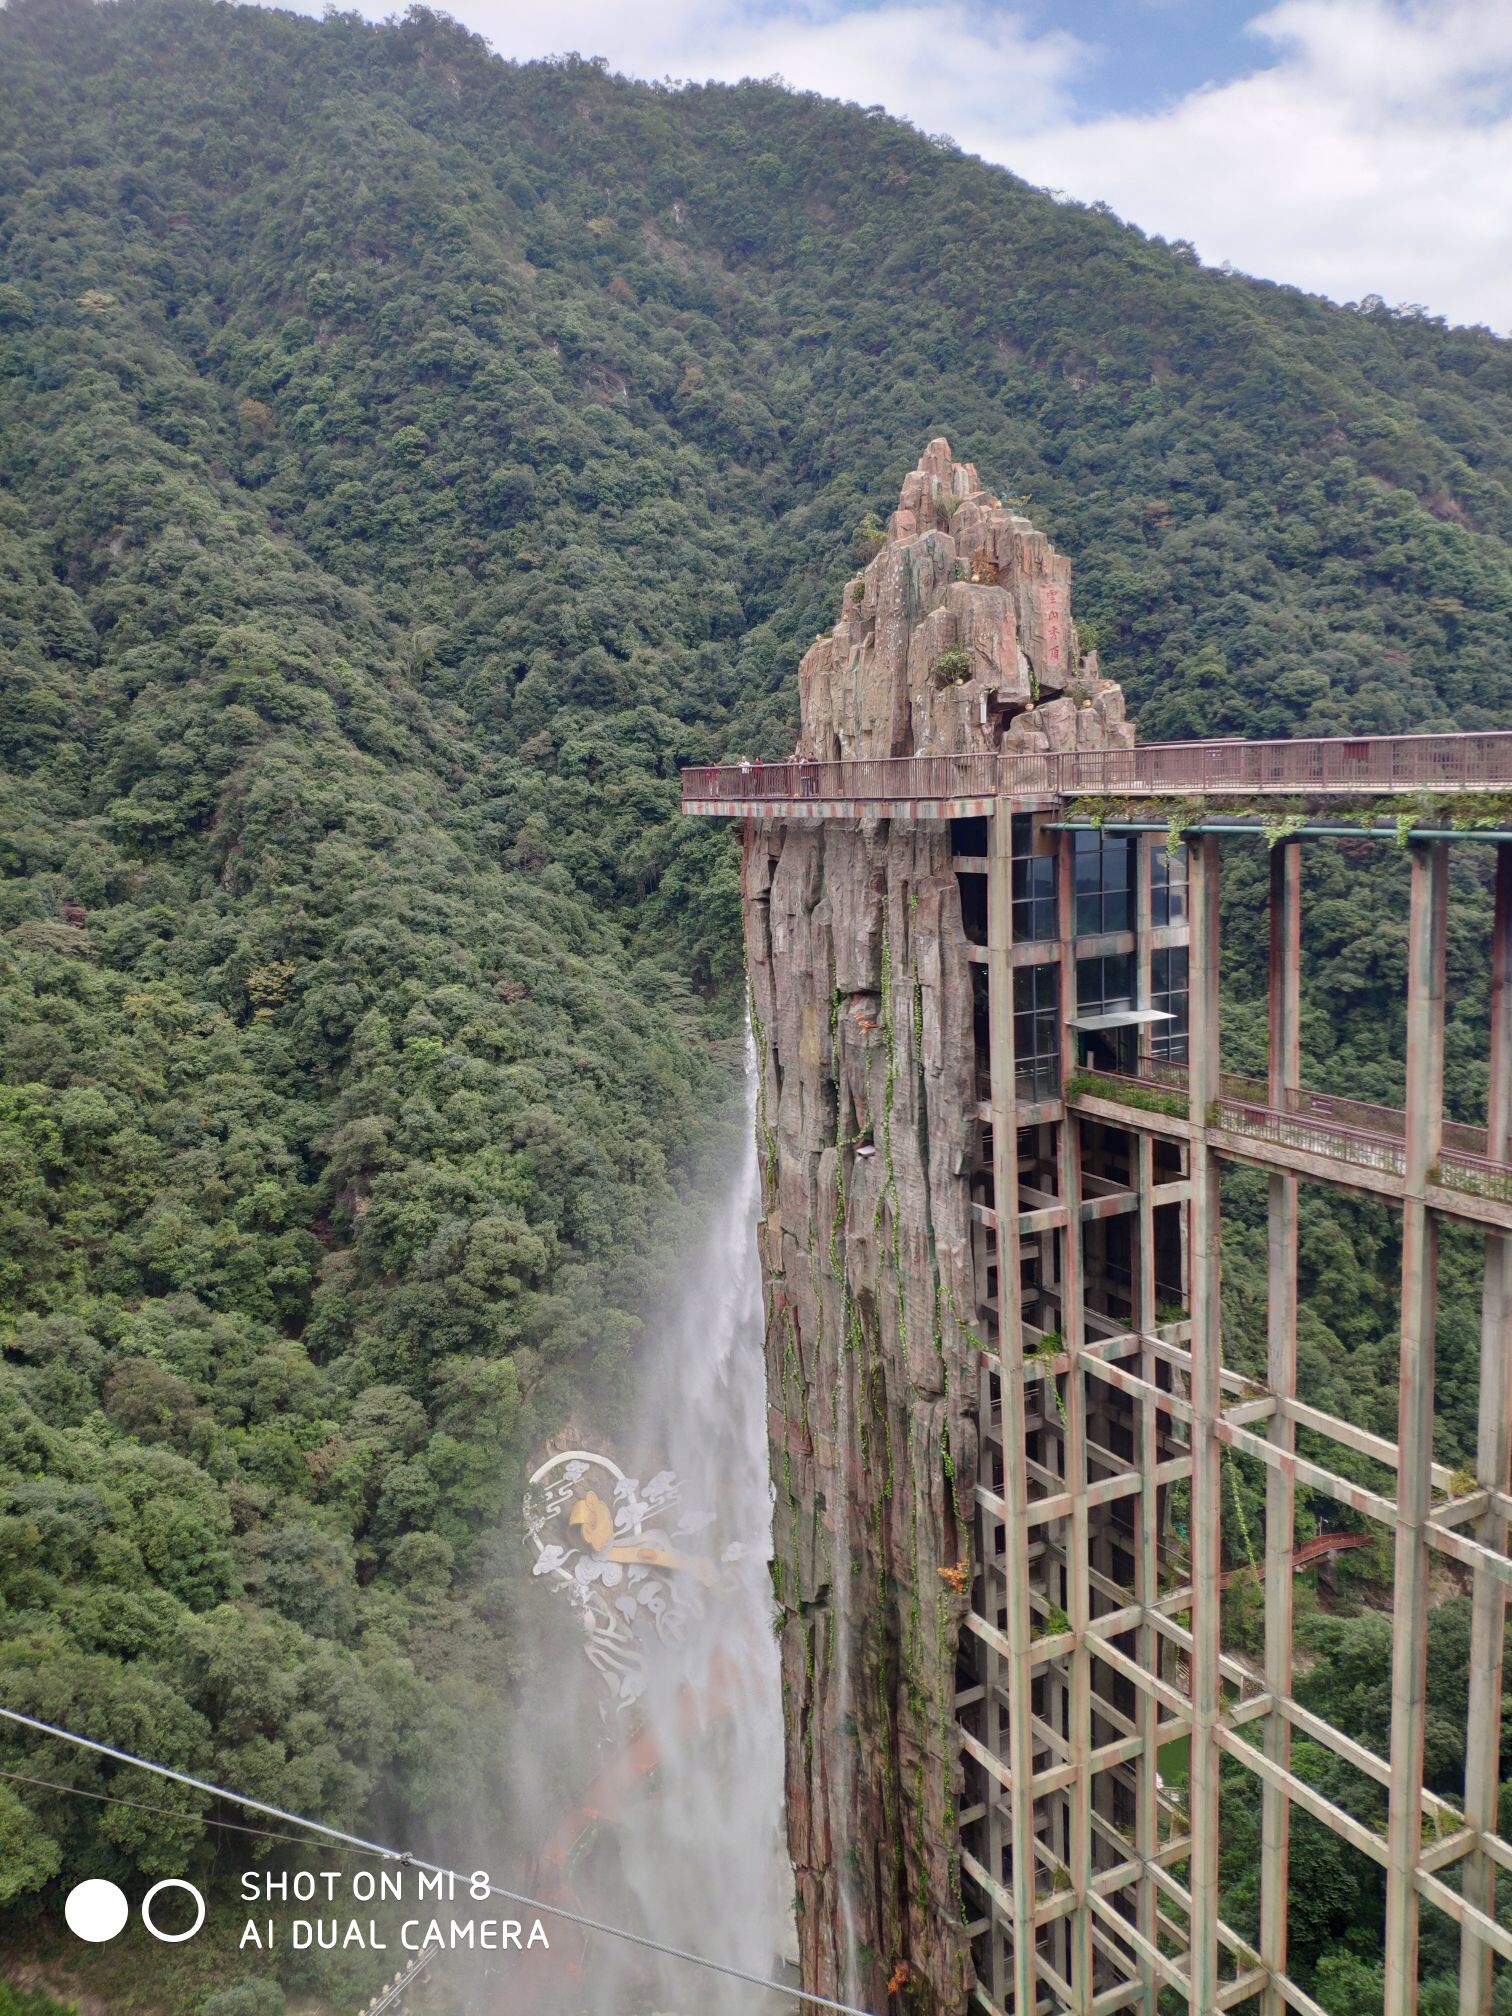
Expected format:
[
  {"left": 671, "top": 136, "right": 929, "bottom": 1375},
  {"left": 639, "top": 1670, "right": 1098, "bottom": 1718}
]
[
  {"left": 616, "top": 1034, "right": 789, "bottom": 2010},
  {"left": 514, "top": 1037, "right": 791, "bottom": 2016}
]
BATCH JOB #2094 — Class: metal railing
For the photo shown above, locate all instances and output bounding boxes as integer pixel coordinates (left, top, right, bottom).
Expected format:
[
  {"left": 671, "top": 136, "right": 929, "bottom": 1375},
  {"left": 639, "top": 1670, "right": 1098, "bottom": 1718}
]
[
  {"left": 1067, "top": 1065, "right": 1512, "bottom": 1199},
  {"left": 680, "top": 752, "right": 1007, "bottom": 805},
  {"left": 1212, "top": 1096, "right": 1407, "bottom": 1180},
  {"left": 1435, "top": 1153, "right": 1512, "bottom": 1205},
  {"left": 681, "top": 732, "right": 1512, "bottom": 810},
  {"left": 1065, "top": 732, "right": 1512, "bottom": 798},
  {"left": 1139, "top": 1061, "right": 1491, "bottom": 1153}
]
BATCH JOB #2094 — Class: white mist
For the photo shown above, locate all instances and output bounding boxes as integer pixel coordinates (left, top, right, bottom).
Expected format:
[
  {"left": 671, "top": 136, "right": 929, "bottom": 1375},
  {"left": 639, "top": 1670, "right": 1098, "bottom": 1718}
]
[{"left": 609, "top": 1037, "right": 791, "bottom": 2012}]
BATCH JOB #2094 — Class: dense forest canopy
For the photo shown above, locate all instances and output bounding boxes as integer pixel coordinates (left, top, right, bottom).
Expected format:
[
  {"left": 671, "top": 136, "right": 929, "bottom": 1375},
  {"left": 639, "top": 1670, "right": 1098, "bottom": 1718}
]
[{"left": 2, "top": 0, "right": 1512, "bottom": 2007}]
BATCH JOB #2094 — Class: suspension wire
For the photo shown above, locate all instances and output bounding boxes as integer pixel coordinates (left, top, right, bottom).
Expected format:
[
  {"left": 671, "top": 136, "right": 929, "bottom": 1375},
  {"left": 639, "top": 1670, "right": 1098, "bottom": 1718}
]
[
  {"left": 0, "top": 1706, "right": 876, "bottom": 2016},
  {"left": 0, "top": 1768, "right": 387, "bottom": 1858}
]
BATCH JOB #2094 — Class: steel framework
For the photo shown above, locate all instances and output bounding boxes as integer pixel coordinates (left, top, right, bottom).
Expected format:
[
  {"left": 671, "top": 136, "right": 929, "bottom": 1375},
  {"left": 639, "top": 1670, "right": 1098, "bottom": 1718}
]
[
  {"left": 687, "top": 739, "right": 1512, "bottom": 2014},
  {"left": 956, "top": 817, "right": 1512, "bottom": 2016}
]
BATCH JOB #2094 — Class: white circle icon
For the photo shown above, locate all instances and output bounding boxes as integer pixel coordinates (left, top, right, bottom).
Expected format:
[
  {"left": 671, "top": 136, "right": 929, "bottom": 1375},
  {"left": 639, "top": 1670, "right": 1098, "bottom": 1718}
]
[
  {"left": 64, "top": 1879, "right": 129, "bottom": 1943},
  {"left": 141, "top": 1877, "right": 206, "bottom": 1943}
]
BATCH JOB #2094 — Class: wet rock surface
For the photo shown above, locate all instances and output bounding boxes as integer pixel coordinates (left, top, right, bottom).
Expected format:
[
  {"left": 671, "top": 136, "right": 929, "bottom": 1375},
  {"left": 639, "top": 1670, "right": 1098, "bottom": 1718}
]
[
  {"left": 746, "top": 443, "right": 1131, "bottom": 2011},
  {"left": 746, "top": 813, "right": 979, "bottom": 2012}
]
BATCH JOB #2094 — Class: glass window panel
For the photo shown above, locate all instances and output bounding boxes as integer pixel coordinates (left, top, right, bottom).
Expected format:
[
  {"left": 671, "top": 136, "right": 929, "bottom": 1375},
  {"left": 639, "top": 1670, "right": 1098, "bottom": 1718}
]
[
  {"left": 1076, "top": 954, "right": 1134, "bottom": 1016},
  {"left": 1150, "top": 945, "right": 1189, "bottom": 1062},
  {"left": 1073, "top": 831, "right": 1134, "bottom": 935},
  {"left": 1012, "top": 858, "right": 1057, "bottom": 943},
  {"left": 1012, "top": 964, "right": 1060, "bottom": 1099},
  {"left": 1152, "top": 843, "right": 1188, "bottom": 928}
]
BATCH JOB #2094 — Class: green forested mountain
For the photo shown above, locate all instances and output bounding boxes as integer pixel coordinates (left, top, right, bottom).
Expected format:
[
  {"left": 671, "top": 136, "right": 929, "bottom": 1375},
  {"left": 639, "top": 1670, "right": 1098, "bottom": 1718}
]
[{"left": 3, "top": 1, "right": 1512, "bottom": 2007}]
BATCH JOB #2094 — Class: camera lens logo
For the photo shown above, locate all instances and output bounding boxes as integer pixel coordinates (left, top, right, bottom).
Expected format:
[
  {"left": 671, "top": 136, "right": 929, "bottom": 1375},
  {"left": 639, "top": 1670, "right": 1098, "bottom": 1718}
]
[
  {"left": 65, "top": 1877, "right": 205, "bottom": 1943},
  {"left": 63, "top": 1881, "right": 129, "bottom": 1944}
]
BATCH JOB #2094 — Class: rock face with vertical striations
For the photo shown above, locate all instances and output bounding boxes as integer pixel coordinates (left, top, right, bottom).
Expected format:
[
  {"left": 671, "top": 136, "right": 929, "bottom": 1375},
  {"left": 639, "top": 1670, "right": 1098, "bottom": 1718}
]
[
  {"left": 744, "top": 442, "right": 1132, "bottom": 2012},
  {"left": 797, "top": 436, "right": 1133, "bottom": 767}
]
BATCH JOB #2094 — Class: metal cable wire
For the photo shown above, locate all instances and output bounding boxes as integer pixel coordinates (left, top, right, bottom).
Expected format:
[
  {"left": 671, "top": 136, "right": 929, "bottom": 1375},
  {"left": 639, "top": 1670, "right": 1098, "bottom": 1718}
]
[
  {"left": 0, "top": 1770, "right": 439, "bottom": 2014},
  {"left": 0, "top": 1768, "right": 387, "bottom": 1858},
  {"left": 0, "top": 1705, "right": 875, "bottom": 2016}
]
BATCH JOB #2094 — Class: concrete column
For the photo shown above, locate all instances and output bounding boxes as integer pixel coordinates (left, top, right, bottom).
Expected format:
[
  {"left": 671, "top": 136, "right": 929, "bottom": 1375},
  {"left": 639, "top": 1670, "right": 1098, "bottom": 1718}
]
[
  {"left": 988, "top": 802, "right": 1039, "bottom": 2016},
  {"left": 1261, "top": 841, "right": 1301, "bottom": 2016},
  {"left": 1459, "top": 843, "right": 1512, "bottom": 2016},
  {"left": 1384, "top": 840, "right": 1447, "bottom": 2016},
  {"left": 1134, "top": 1125, "right": 1160, "bottom": 2014},
  {"left": 1135, "top": 822, "right": 1164, "bottom": 2014},
  {"left": 1055, "top": 828, "right": 1093, "bottom": 2007},
  {"left": 1187, "top": 832, "right": 1224, "bottom": 2013},
  {"left": 1137, "top": 835, "right": 1155, "bottom": 1074}
]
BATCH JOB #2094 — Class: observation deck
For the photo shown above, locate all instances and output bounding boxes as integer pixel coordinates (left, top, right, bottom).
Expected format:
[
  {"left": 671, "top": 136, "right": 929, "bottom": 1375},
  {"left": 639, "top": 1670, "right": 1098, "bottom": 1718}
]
[{"left": 681, "top": 729, "right": 1512, "bottom": 821}]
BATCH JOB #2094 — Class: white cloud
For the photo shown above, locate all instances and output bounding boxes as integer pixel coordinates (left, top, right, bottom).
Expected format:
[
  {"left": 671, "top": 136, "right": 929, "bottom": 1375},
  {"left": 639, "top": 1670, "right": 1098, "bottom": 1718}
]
[
  {"left": 1004, "top": 0, "right": 1512, "bottom": 330},
  {"left": 475, "top": 0, "right": 1087, "bottom": 137},
  {"left": 270, "top": 0, "right": 1512, "bottom": 331}
]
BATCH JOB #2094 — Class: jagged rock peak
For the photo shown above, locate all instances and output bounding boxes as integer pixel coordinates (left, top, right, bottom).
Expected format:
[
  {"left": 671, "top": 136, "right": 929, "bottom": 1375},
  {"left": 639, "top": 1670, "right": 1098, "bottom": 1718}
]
[{"left": 798, "top": 437, "right": 1135, "bottom": 763}]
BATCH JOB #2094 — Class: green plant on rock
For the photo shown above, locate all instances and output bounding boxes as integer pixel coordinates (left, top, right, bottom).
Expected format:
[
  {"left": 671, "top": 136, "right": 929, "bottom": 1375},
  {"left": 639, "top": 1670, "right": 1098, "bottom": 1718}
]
[
  {"left": 853, "top": 511, "right": 887, "bottom": 559},
  {"left": 932, "top": 647, "right": 972, "bottom": 685}
]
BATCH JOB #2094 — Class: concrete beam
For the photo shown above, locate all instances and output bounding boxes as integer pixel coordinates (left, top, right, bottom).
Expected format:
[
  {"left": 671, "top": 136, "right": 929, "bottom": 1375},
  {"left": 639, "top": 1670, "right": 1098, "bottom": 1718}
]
[
  {"left": 1461, "top": 848, "right": 1512, "bottom": 2014},
  {"left": 1055, "top": 826, "right": 1095, "bottom": 2008}
]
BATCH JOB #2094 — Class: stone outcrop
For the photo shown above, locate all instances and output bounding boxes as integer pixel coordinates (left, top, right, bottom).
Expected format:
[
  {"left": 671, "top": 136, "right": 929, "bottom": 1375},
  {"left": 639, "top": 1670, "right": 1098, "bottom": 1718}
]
[
  {"left": 747, "top": 818, "right": 978, "bottom": 2014},
  {"left": 797, "top": 437, "right": 1133, "bottom": 765},
  {"left": 745, "top": 444, "right": 1131, "bottom": 2012}
]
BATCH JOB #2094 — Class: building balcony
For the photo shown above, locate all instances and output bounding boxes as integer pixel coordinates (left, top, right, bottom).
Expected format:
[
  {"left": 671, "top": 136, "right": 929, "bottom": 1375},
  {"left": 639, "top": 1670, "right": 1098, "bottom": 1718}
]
[{"left": 1064, "top": 1062, "right": 1512, "bottom": 1214}]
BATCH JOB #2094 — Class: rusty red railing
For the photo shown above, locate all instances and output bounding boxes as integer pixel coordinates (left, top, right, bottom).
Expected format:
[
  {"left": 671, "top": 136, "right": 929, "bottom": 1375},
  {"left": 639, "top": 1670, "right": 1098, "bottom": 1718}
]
[
  {"left": 680, "top": 752, "right": 1008, "bottom": 805},
  {"left": 1064, "top": 732, "right": 1512, "bottom": 799},
  {"left": 681, "top": 732, "right": 1512, "bottom": 810},
  {"left": 1068, "top": 1065, "right": 1512, "bottom": 1199},
  {"left": 1139, "top": 1061, "right": 1490, "bottom": 1157}
]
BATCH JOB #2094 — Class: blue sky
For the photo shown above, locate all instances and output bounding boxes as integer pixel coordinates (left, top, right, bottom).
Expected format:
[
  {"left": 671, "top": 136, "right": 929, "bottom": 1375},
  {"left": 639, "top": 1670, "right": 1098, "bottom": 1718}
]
[
  {"left": 269, "top": 0, "right": 1512, "bottom": 332},
  {"left": 1017, "top": 0, "right": 1264, "bottom": 114}
]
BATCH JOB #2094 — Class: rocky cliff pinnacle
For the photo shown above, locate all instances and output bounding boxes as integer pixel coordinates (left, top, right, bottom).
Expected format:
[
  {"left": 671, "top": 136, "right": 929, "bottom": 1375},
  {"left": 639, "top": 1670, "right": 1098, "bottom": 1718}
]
[{"left": 798, "top": 437, "right": 1134, "bottom": 763}]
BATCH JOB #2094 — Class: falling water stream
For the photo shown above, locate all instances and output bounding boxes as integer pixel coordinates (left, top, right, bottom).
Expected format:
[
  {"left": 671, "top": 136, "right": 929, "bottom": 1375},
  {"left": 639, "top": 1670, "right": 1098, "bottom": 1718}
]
[
  {"left": 612, "top": 1038, "right": 791, "bottom": 2011},
  {"left": 507, "top": 1040, "right": 792, "bottom": 2016}
]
